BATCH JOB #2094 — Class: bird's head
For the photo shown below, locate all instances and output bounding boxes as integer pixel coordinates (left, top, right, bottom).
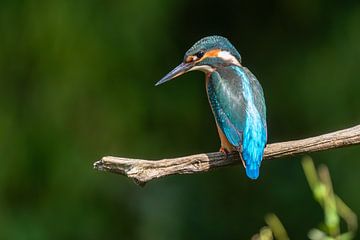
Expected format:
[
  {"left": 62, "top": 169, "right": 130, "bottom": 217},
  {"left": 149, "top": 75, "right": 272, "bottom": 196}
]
[{"left": 155, "top": 35, "right": 242, "bottom": 86}]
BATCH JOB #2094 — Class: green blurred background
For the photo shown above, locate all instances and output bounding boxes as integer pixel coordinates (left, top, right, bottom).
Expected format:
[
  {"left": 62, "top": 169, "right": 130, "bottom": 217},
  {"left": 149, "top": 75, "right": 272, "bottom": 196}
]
[{"left": 0, "top": 0, "right": 359, "bottom": 239}]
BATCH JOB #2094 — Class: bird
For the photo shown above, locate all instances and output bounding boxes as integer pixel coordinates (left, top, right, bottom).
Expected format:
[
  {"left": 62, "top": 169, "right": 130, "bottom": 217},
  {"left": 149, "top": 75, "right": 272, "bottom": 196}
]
[{"left": 155, "top": 36, "right": 267, "bottom": 180}]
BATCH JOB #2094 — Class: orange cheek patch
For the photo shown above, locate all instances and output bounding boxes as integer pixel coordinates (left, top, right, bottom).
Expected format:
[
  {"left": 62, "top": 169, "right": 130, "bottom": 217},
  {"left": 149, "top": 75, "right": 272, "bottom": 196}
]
[
  {"left": 203, "top": 49, "right": 221, "bottom": 58},
  {"left": 187, "top": 49, "right": 221, "bottom": 63}
]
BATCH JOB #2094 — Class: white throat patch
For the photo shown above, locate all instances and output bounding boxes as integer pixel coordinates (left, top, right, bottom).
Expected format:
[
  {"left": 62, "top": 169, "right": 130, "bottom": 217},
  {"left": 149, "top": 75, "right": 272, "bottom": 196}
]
[{"left": 217, "top": 51, "right": 241, "bottom": 66}]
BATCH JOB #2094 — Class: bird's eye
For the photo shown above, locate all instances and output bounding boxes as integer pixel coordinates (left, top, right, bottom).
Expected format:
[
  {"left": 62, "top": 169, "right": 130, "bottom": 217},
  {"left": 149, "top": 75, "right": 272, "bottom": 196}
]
[{"left": 195, "top": 51, "right": 205, "bottom": 59}]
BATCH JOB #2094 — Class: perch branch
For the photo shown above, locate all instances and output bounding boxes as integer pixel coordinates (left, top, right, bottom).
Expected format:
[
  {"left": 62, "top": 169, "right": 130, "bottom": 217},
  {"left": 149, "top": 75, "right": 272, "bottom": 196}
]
[{"left": 94, "top": 124, "right": 360, "bottom": 185}]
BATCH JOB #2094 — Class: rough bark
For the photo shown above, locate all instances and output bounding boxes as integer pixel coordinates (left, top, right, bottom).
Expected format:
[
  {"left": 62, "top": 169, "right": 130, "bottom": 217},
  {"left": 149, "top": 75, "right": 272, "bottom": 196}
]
[{"left": 94, "top": 124, "right": 360, "bottom": 186}]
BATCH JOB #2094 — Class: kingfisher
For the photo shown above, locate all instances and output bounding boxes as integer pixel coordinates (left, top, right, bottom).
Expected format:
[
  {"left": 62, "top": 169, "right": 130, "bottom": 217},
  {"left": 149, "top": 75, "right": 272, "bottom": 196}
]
[{"left": 155, "top": 36, "right": 267, "bottom": 180}]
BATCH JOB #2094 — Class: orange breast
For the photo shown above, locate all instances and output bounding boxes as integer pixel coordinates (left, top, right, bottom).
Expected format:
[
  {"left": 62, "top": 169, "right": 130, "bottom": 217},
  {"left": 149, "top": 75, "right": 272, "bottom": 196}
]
[{"left": 216, "top": 124, "right": 236, "bottom": 152}]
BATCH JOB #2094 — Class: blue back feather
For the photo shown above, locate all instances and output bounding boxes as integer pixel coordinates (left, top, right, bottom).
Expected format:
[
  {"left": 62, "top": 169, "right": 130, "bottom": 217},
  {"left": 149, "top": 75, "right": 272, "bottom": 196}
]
[{"left": 207, "top": 65, "right": 267, "bottom": 179}]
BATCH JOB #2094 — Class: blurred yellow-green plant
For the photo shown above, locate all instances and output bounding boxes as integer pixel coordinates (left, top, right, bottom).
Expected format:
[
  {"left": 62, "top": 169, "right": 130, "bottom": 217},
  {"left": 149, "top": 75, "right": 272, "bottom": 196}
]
[
  {"left": 252, "top": 214, "right": 289, "bottom": 240},
  {"left": 253, "top": 157, "right": 358, "bottom": 240}
]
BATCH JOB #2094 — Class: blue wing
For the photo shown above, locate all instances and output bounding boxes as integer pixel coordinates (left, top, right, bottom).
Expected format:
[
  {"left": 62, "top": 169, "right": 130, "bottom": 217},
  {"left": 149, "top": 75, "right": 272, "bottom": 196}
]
[{"left": 207, "top": 65, "right": 267, "bottom": 179}]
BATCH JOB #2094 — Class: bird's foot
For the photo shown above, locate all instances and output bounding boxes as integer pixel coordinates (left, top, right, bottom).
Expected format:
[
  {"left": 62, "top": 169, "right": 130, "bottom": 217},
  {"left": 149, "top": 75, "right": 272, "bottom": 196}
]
[{"left": 219, "top": 147, "right": 230, "bottom": 159}]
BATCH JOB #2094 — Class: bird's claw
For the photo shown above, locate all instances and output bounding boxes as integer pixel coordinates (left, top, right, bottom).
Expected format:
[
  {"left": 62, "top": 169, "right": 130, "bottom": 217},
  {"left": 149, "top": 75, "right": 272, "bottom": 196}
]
[{"left": 219, "top": 147, "right": 230, "bottom": 159}]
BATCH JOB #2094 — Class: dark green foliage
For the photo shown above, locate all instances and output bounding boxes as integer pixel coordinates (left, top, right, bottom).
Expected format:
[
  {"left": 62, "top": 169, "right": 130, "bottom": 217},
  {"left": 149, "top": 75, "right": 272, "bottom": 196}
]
[{"left": 0, "top": 0, "right": 359, "bottom": 239}]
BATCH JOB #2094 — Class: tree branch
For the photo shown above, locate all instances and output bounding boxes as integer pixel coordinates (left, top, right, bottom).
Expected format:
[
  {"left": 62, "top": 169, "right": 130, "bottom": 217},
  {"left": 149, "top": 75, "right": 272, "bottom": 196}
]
[{"left": 94, "top": 124, "right": 360, "bottom": 186}]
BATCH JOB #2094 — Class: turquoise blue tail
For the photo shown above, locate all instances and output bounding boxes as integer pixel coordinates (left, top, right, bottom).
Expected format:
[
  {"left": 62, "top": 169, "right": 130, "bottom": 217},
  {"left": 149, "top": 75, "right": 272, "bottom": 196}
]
[
  {"left": 242, "top": 143, "right": 263, "bottom": 180},
  {"left": 242, "top": 120, "right": 267, "bottom": 180},
  {"left": 242, "top": 140, "right": 264, "bottom": 179},
  {"left": 246, "top": 164, "right": 260, "bottom": 180}
]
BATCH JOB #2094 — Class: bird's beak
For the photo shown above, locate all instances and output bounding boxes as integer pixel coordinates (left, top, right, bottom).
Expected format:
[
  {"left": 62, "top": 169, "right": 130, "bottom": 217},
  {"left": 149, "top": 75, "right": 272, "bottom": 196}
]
[{"left": 155, "top": 62, "right": 193, "bottom": 86}]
